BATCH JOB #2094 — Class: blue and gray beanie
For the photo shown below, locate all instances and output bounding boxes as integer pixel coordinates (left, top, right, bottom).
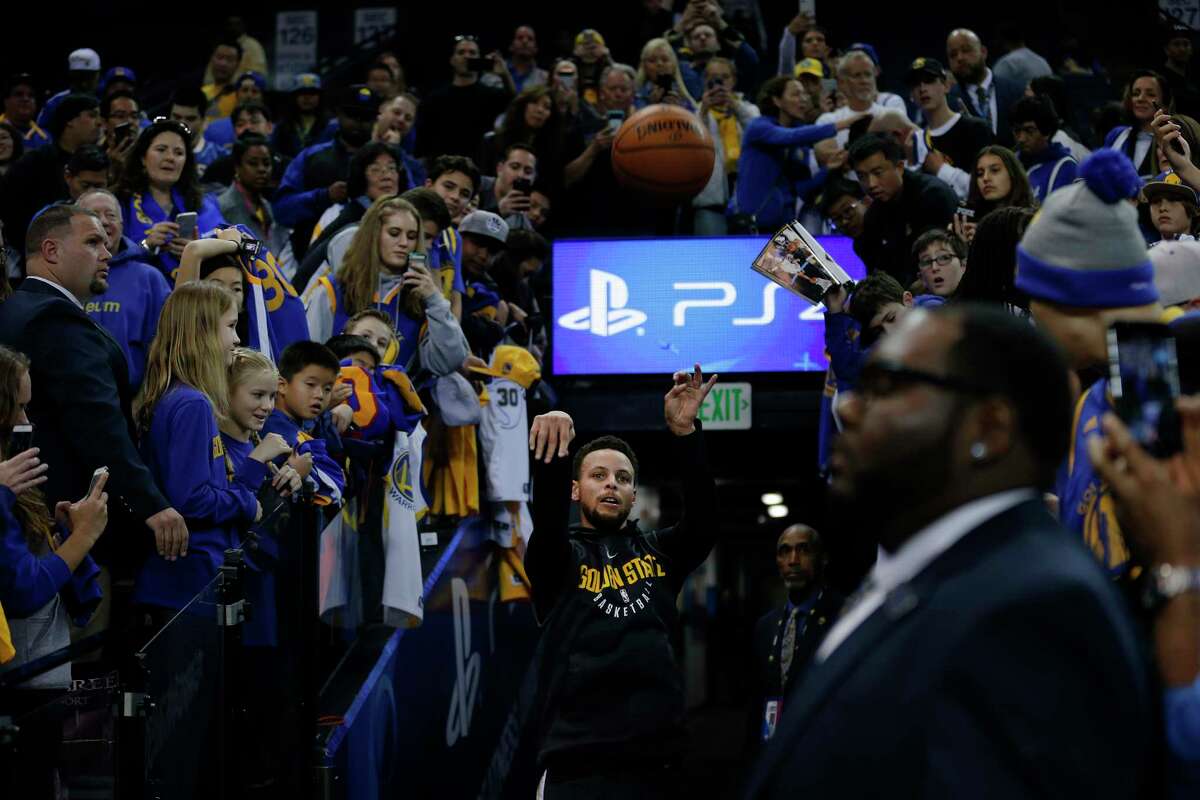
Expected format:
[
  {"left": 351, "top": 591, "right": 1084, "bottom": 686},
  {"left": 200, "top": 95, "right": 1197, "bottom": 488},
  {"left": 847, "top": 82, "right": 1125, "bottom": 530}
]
[{"left": 1015, "top": 149, "right": 1158, "bottom": 308}]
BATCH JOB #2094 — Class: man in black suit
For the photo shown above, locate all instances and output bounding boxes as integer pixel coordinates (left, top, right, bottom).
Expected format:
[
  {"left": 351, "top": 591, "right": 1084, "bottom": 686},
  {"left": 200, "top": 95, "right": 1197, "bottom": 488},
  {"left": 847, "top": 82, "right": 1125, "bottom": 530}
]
[
  {"left": 749, "top": 524, "right": 842, "bottom": 747},
  {"left": 0, "top": 206, "right": 188, "bottom": 571},
  {"left": 746, "top": 304, "right": 1156, "bottom": 798},
  {"left": 946, "top": 29, "right": 1025, "bottom": 148}
]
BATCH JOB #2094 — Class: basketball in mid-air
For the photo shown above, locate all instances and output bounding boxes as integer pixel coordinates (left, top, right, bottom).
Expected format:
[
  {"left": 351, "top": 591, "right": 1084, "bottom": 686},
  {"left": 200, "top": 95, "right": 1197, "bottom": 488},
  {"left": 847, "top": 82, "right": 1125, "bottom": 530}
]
[{"left": 611, "top": 104, "right": 715, "bottom": 201}]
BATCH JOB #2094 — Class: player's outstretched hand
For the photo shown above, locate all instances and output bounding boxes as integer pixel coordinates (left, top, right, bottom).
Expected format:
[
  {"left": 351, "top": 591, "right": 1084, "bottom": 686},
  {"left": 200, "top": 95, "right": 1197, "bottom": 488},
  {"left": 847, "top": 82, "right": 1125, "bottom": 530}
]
[
  {"left": 665, "top": 363, "right": 717, "bottom": 436},
  {"left": 530, "top": 411, "right": 575, "bottom": 463}
]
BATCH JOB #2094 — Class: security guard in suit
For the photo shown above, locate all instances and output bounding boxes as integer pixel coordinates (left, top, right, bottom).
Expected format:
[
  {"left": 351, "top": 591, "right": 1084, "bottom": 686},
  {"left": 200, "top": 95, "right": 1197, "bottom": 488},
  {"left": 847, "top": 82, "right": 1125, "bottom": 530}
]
[{"left": 749, "top": 524, "right": 844, "bottom": 748}]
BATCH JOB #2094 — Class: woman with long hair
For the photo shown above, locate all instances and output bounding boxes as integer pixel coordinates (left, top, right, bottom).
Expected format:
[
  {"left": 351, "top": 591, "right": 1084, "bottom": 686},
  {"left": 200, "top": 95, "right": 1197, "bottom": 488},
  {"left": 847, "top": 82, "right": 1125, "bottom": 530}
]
[
  {"left": 961, "top": 145, "right": 1037, "bottom": 242},
  {"left": 0, "top": 121, "right": 24, "bottom": 179},
  {"left": 635, "top": 38, "right": 699, "bottom": 111},
  {"left": 1104, "top": 69, "right": 1172, "bottom": 180},
  {"left": 480, "top": 86, "right": 567, "bottom": 184},
  {"left": 132, "top": 282, "right": 262, "bottom": 613},
  {"left": 115, "top": 117, "right": 226, "bottom": 278},
  {"left": 952, "top": 205, "right": 1036, "bottom": 316},
  {"left": 0, "top": 345, "right": 107, "bottom": 686},
  {"left": 306, "top": 196, "right": 468, "bottom": 376}
]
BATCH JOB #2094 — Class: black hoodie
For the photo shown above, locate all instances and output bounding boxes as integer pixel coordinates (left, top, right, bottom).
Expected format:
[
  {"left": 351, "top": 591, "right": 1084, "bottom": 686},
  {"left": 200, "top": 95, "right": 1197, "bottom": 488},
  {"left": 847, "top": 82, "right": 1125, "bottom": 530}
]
[{"left": 524, "top": 426, "right": 716, "bottom": 774}]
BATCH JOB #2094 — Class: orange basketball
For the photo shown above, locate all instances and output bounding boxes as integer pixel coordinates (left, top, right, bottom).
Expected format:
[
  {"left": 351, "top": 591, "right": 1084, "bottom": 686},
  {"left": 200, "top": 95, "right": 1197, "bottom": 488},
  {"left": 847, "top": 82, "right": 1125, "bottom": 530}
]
[{"left": 611, "top": 104, "right": 715, "bottom": 201}]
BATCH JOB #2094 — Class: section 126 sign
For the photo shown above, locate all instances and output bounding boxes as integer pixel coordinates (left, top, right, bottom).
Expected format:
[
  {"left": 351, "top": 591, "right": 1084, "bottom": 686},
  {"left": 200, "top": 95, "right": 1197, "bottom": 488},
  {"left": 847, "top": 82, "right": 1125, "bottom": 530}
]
[{"left": 551, "top": 236, "right": 866, "bottom": 375}]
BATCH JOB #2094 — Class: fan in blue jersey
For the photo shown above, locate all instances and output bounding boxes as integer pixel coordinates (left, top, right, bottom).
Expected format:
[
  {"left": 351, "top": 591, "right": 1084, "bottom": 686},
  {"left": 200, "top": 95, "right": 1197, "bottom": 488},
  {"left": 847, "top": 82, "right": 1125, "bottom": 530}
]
[{"left": 1016, "top": 149, "right": 1164, "bottom": 579}]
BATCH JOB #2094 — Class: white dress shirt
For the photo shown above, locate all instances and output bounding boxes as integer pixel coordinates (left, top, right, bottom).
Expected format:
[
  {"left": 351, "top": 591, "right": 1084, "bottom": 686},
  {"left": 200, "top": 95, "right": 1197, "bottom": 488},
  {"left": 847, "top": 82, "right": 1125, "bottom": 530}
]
[
  {"left": 816, "top": 488, "right": 1037, "bottom": 662},
  {"left": 24, "top": 275, "right": 83, "bottom": 310}
]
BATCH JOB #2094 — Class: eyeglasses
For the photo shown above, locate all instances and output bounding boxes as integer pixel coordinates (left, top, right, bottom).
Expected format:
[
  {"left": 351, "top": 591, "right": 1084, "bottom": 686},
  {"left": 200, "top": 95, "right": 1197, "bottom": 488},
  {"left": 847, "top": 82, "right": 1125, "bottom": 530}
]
[
  {"left": 857, "top": 360, "right": 994, "bottom": 400},
  {"left": 917, "top": 252, "right": 959, "bottom": 270},
  {"left": 830, "top": 201, "right": 860, "bottom": 225},
  {"left": 366, "top": 163, "right": 399, "bottom": 176},
  {"left": 152, "top": 116, "right": 191, "bottom": 137}
]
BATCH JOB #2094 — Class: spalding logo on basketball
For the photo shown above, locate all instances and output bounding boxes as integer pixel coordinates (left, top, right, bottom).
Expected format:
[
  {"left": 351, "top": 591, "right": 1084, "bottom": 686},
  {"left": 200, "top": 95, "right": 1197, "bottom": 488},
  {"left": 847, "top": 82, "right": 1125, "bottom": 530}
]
[{"left": 611, "top": 104, "right": 715, "bottom": 202}]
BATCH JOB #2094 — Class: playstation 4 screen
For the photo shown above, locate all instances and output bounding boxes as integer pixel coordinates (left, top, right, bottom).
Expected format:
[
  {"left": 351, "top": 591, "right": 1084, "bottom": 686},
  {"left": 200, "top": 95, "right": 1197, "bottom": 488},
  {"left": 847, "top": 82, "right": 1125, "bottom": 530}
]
[{"left": 550, "top": 236, "right": 867, "bottom": 375}]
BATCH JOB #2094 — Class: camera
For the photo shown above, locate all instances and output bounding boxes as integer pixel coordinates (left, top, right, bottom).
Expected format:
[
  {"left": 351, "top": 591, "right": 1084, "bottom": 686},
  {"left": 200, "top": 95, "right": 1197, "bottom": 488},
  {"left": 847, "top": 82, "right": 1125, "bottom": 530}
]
[{"left": 240, "top": 238, "right": 263, "bottom": 261}]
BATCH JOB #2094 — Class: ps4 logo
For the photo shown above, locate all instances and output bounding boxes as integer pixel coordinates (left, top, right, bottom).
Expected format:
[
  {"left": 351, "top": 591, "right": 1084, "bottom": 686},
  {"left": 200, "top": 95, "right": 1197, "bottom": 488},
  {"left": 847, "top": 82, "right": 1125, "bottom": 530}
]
[
  {"left": 560, "top": 271, "right": 823, "bottom": 338},
  {"left": 558, "top": 270, "right": 648, "bottom": 336}
]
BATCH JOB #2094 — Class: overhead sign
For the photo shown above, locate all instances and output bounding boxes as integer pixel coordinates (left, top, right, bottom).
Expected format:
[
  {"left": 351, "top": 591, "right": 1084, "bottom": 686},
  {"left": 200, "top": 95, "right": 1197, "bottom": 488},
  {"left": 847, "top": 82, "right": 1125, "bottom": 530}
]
[
  {"left": 354, "top": 7, "right": 397, "bottom": 45},
  {"left": 274, "top": 11, "right": 318, "bottom": 90},
  {"left": 698, "top": 382, "right": 752, "bottom": 430},
  {"left": 551, "top": 236, "right": 866, "bottom": 375}
]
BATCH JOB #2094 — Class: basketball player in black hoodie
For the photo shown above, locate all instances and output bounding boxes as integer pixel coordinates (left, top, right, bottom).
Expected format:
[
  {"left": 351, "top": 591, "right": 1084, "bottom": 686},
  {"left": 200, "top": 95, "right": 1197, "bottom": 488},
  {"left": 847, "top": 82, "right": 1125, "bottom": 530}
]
[{"left": 525, "top": 364, "right": 717, "bottom": 800}]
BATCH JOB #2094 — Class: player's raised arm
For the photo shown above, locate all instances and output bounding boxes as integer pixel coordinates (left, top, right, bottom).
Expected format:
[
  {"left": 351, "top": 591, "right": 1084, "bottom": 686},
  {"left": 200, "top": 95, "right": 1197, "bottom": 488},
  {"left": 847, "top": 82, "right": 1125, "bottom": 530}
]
[{"left": 524, "top": 410, "right": 576, "bottom": 622}]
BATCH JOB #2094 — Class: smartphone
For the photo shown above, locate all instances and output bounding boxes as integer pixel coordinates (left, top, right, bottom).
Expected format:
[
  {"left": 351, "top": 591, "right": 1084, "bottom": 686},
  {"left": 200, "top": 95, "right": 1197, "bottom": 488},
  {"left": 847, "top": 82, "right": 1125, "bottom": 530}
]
[
  {"left": 87, "top": 466, "right": 108, "bottom": 496},
  {"left": 798, "top": 0, "right": 817, "bottom": 16},
  {"left": 9, "top": 424, "right": 33, "bottom": 454},
  {"left": 1169, "top": 115, "right": 1189, "bottom": 156},
  {"left": 240, "top": 238, "right": 263, "bottom": 261},
  {"left": 113, "top": 121, "right": 134, "bottom": 147},
  {"left": 512, "top": 177, "right": 533, "bottom": 194},
  {"left": 466, "top": 57, "right": 493, "bottom": 72},
  {"left": 655, "top": 73, "right": 675, "bottom": 91},
  {"left": 707, "top": 77, "right": 728, "bottom": 90},
  {"left": 847, "top": 115, "right": 872, "bottom": 144},
  {"left": 175, "top": 212, "right": 198, "bottom": 240},
  {"left": 556, "top": 73, "right": 576, "bottom": 93},
  {"left": 956, "top": 206, "right": 975, "bottom": 220},
  {"left": 408, "top": 252, "right": 428, "bottom": 271},
  {"left": 605, "top": 109, "right": 626, "bottom": 133},
  {"left": 820, "top": 78, "right": 838, "bottom": 95},
  {"left": 1107, "top": 322, "right": 1182, "bottom": 457}
]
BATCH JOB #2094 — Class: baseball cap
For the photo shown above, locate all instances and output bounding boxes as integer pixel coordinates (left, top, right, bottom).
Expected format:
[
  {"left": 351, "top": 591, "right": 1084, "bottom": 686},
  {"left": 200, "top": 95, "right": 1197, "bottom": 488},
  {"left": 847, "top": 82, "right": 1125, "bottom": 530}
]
[
  {"left": 68, "top": 48, "right": 101, "bottom": 73},
  {"left": 575, "top": 29, "right": 606, "bottom": 48},
  {"left": 293, "top": 73, "right": 322, "bottom": 93},
  {"left": 338, "top": 84, "right": 380, "bottom": 118},
  {"left": 100, "top": 66, "right": 137, "bottom": 92},
  {"left": 468, "top": 345, "right": 541, "bottom": 390},
  {"left": 1143, "top": 174, "right": 1199, "bottom": 206},
  {"left": 459, "top": 210, "right": 509, "bottom": 247},
  {"left": 1150, "top": 240, "right": 1200, "bottom": 306},
  {"left": 845, "top": 42, "right": 881, "bottom": 68},
  {"left": 5, "top": 73, "right": 36, "bottom": 97},
  {"left": 433, "top": 372, "right": 482, "bottom": 426},
  {"left": 794, "top": 58, "right": 825, "bottom": 80},
  {"left": 236, "top": 71, "right": 267, "bottom": 91},
  {"left": 906, "top": 57, "right": 947, "bottom": 86}
]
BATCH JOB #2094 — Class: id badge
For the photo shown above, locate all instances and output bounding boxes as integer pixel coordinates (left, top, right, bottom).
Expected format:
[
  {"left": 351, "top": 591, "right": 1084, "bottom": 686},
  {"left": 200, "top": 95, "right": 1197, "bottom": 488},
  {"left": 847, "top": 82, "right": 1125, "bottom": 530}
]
[{"left": 761, "top": 697, "right": 782, "bottom": 741}]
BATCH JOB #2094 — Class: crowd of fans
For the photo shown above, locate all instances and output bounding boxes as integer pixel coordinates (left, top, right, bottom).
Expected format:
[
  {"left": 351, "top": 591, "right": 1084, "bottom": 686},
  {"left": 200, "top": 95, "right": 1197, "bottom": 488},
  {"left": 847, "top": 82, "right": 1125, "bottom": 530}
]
[{"left": 3, "top": 4, "right": 1200, "bottom": 795}]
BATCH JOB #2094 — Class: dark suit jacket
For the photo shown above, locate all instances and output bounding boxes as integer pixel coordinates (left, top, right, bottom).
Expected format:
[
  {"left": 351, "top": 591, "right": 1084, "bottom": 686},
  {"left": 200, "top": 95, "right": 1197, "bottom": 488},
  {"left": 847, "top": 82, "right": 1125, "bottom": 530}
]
[
  {"left": 949, "top": 71, "right": 1025, "bottom": 147},
  {"left": 745, "top": 499, "right": 1156, "bottom": 799},
  {"left": 0, "top": 280, "right": 168, "bottom": 548}
]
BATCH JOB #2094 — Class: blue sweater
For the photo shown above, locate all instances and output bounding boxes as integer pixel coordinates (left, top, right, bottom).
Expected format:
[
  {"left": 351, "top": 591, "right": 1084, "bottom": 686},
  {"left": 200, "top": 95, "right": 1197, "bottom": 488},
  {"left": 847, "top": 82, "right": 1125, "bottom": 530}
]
[
  {"left": 85, "top": 237, "right": 171, "bottom": 391},
  {"left": 1021, "top": 141, "right": 1078, "bottom": 202},
  {"left": 262, "top": 409, "right": 345, "bottom": 508},
  {"left": 733, "top": 117, "right": 837, "bottom": 230},
  {"left": 273, "top": 140, "right": 338, "bottom": 229},
  {"left": 134, "top": 385, "right": 259, "bottom": 610},
  {"left": 121, "top": 189, "right": 226, "bottom": 280},
  {"left": 0, "top": 486, "right": 102, "bottom": 625}
]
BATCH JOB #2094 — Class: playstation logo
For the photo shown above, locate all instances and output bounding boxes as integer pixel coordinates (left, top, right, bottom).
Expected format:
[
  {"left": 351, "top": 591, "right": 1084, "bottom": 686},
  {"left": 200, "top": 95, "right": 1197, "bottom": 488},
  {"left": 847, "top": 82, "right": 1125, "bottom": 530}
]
[{"left": 559, "top": 270, "right": 647, "bottom": 336}]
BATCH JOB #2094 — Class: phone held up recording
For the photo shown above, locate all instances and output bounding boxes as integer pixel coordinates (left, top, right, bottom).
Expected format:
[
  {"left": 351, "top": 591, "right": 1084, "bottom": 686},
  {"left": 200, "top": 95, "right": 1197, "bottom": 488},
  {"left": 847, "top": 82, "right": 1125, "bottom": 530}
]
[
  {"left": 9, "top": 424, "right": 33, "bottom": 455},
  {"left": 1107, "top": 321, "right": 1182, "bottom": 457}
]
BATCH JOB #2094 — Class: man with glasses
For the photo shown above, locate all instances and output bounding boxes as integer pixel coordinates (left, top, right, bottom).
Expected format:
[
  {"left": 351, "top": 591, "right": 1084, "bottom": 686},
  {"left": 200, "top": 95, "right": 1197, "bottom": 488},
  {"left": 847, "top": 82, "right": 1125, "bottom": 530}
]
[
  {"left": 747, "top": 304, "right": 1154, "bottom": 798},
  {"left": 819, "top": 178, "right": 867, "bottom": 239},
  {"left": 101, "top": 90, "right": 140, "bottom": 168},
  {"left": 415, "top": 34, "right": 514, "bottom": 159}
]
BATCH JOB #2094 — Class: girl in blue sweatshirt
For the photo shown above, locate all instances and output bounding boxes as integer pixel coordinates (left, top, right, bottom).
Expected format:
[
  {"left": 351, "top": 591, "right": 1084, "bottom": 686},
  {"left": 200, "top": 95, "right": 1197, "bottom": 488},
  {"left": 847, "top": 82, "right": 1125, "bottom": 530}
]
[
  {"left": 218, "top": 348, "right": 302, "bottom": 645},
  {"left": 132, "top": 282, "right": 262, "bottom": 612},
  {"left": 0, "top": 345, "right": 107, "bottom": 687}
]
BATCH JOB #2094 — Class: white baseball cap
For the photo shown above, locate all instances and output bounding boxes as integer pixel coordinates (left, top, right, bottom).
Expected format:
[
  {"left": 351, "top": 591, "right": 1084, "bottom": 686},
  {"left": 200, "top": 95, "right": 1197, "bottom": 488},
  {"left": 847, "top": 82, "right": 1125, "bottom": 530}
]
[
  {"left": 1150, "top": 239, "right": 1200, "bottom": 307},
  {"left": 68, "top": 48, "right": 101, "bottom": 72}
]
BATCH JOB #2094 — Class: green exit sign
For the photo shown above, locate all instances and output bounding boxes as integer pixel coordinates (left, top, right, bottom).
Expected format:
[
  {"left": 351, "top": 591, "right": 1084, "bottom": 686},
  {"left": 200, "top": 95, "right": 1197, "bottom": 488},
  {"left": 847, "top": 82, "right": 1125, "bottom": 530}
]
[{"left": 698, "top": 382, "right": 752, "bottom": 430}]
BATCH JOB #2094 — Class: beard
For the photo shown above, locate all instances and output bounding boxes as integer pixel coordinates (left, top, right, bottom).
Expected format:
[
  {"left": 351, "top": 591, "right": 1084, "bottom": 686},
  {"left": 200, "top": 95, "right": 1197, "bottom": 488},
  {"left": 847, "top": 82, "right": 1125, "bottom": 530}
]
[
  {"left": 88, "top": 275, "right": 109, "bottom": 296},
  {"left": 580, "top": 501, "right": 631, "bottom": 532},
  {"left": 958, "top": 61, "right": 987, "bottom": 86}
]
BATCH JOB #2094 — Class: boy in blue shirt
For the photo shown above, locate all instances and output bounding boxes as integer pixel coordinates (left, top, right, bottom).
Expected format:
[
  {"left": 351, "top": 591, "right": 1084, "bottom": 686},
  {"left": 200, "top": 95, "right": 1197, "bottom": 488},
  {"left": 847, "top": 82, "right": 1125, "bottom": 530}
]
[{"left": 263, "top": 341, "right": 346, "bottom": 509}]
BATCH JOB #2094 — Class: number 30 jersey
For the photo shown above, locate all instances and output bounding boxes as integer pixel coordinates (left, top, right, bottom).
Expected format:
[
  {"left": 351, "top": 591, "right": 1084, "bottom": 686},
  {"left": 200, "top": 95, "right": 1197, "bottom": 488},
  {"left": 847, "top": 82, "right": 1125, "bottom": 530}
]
[{"left": 479, "top": 377, "right": 530, "bottom": 502}]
